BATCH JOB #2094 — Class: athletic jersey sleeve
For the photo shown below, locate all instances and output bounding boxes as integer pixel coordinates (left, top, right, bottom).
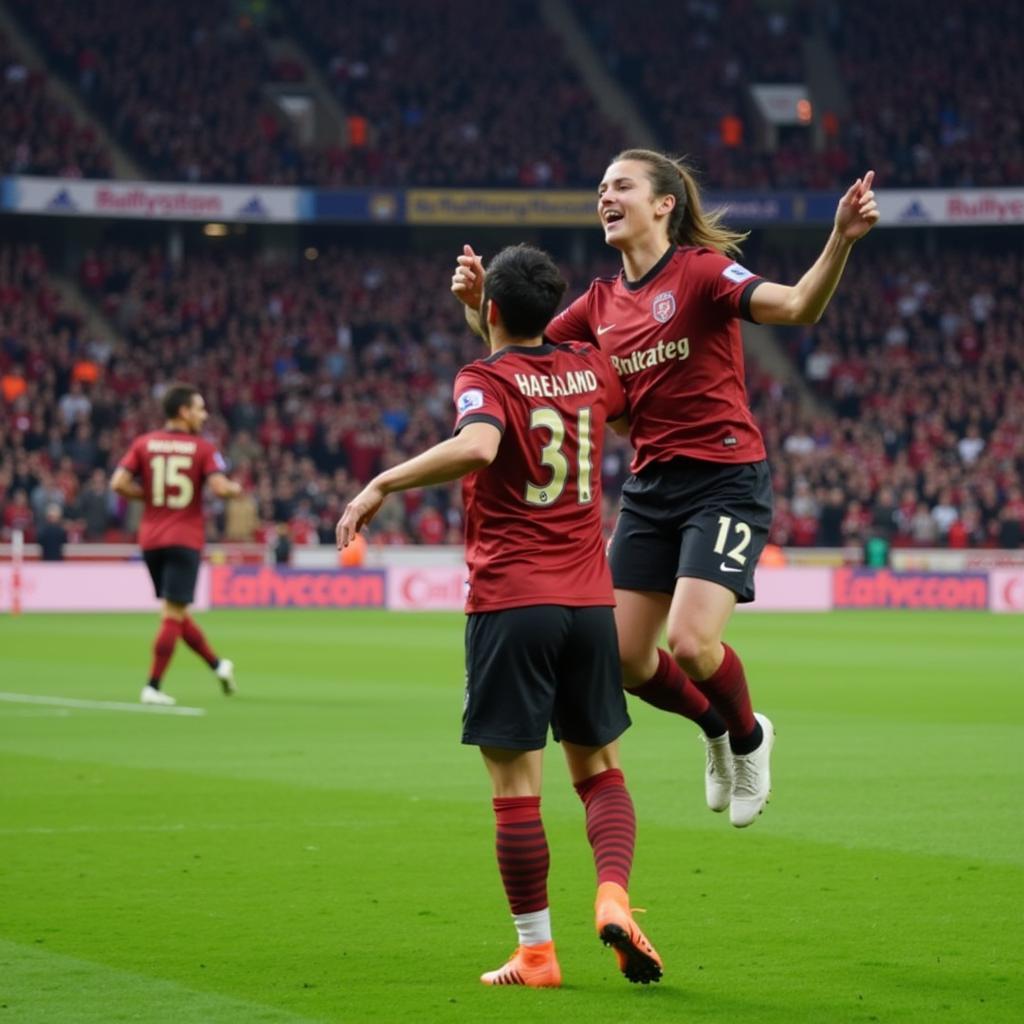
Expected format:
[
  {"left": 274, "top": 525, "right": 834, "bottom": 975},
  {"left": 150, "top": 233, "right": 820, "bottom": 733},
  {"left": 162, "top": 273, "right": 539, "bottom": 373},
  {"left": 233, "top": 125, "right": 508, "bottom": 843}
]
[
  {"left": 545, "top": 291, "right": 595, "bottom": 345},
  {"left": 690, "top": 249, "right": 764, "bottom": 323},
  {"left": 198, "top": 439, "right": 227, "bottom": 479},
  {"left": 452, "top": 365, "right": 506, "bottom": 435},
  {"left": 118, "top": 437, "right": 144, "bottom": 475}
]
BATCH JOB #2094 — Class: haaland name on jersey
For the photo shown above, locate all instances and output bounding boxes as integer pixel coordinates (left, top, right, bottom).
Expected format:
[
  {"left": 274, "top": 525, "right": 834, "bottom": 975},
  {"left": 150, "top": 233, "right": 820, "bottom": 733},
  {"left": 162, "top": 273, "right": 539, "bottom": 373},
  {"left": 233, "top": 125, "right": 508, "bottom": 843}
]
[
  {"left": 513, "top": 369, "right": 599, "bottom": 398},
  {"left": 610, "top": 337, "right": 690, "bottom": 377}
]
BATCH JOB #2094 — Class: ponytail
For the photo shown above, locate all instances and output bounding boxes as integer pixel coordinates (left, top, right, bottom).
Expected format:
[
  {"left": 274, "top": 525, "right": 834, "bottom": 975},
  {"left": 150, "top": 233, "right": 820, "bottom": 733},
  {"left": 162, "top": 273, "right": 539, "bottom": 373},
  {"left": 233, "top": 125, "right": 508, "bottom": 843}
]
[{"left": 612, "top": 148, "right": 749, "bottom": 258}]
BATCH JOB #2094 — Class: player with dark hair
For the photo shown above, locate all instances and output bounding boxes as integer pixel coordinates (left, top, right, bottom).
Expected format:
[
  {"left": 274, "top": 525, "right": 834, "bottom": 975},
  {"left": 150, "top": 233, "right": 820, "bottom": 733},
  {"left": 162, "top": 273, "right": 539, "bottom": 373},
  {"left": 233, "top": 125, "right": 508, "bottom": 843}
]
[
  {"left": 338, "top": 244, "right": 662, "bottom": 989},
  {"left": 453, "top": 152, "right": 879, "bottom": 827},
  {"left": 111, "top": 383, "right": 243, "bottom": 706}
]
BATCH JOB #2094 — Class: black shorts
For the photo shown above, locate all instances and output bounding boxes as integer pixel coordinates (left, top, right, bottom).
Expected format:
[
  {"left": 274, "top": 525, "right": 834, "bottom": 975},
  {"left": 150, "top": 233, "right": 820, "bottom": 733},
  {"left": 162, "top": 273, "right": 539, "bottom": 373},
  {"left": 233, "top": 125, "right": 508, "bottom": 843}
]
[
  {"left": 143, "top": 546, "right": 201, "bottom": 605},
  {"left": 608, "top": 458, "right": 773, "bottom": 603},
  {"left": 462, "top": 605, "right": 630, "bottom": 751}
]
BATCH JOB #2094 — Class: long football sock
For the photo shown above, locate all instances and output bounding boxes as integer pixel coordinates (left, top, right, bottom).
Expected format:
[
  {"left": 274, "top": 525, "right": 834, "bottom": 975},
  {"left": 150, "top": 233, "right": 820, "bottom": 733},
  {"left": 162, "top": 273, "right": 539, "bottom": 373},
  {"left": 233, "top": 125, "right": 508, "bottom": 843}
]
[
  {"left": 694, "top": 643, "right": 760, "bottom": 751},
  {"left": 148, "top": 618, "right": 183, "bottom": 688},
  {"left": 493, "top": 796, "right": 549, "bottom": 915},
  {"left": 628, "top": 649, "right": 727, "bottom": 737},
  {"left": 573, "top": 768, "right": 635, "bottom": 890},
  {"left": 181, "top": 616, "right": 219, "bottom": 668}
]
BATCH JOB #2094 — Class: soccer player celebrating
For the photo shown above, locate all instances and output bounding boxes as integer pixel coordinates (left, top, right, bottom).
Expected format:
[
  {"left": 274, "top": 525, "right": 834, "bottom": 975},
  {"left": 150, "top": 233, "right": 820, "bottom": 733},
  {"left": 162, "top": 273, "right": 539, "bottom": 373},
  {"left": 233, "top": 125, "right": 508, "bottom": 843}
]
[
  {"left": 111, "top": 383, "right": 242, "bottom": 706},
  {"left": 338, "top": 245, "right": 662, "bottom": 988},
  {"left": 453, "top": 153, "right": 879, "bottom": 827}
]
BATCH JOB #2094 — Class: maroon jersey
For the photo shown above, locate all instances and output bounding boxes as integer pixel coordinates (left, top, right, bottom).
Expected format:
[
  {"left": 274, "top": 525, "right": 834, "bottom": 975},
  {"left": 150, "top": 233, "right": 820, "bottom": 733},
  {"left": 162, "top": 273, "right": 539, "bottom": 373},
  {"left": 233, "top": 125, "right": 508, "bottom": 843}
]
[
  {"left": 454, "top": 342, "right": 627, "bottom": 612},
  {"left": 546, "top": 246, "right": 766, "bottom": 471},
  {"left": 118, "top": 430, "right": 226, "bottom": 550}
]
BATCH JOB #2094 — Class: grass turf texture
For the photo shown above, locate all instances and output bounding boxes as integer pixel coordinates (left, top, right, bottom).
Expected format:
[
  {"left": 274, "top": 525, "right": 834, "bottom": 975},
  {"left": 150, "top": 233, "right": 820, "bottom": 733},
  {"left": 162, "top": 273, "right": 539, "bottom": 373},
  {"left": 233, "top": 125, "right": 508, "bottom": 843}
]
[{"left": 0, "top": 610, "right": 1021, "bottom": 1023}]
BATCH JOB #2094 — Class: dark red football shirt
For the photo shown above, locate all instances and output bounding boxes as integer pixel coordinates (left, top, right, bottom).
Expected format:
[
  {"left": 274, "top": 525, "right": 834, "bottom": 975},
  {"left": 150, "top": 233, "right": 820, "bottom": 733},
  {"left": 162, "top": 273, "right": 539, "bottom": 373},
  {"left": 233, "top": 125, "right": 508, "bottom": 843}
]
[
  {"left": 118, "top": 430, "right": 226, "bottom": 550},
  {"left": 545, "top": 246, "right": 766, "bottom": 471},
  {"left": 453, "top": 342, "right": 627, "bottom": 612}
]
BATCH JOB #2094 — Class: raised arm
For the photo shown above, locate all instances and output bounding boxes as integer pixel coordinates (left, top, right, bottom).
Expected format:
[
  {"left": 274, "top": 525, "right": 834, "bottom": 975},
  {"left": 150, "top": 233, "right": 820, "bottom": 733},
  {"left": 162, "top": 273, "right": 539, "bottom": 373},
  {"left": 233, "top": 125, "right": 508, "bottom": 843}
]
[
  {"left": 336, "top": 422, "right": 501, "bottom": 548},
  {"left": 451, "top": 243, "right": 487, "bottom": 339},
  {"left": 749, "top": 171, "right": 879, "bottom": 326}
]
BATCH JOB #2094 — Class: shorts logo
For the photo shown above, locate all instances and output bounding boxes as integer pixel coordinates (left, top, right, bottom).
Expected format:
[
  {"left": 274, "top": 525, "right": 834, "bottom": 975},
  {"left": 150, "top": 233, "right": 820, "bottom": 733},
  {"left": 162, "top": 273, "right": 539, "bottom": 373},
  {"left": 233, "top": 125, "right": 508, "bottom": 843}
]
[
  {"left": 652, "top": 291, "right": 676, "bottom": 324},
  {"left": 456, "top": 388, "right": 485, "bottom": 417}
]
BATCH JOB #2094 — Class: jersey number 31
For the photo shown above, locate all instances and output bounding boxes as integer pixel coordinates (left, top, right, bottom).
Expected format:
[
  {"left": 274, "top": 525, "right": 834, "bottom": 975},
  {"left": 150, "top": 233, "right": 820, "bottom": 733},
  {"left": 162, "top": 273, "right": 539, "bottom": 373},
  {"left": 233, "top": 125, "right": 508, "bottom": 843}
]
[{"left": 524, "top": 407, "right": 593, "bottom": 507}]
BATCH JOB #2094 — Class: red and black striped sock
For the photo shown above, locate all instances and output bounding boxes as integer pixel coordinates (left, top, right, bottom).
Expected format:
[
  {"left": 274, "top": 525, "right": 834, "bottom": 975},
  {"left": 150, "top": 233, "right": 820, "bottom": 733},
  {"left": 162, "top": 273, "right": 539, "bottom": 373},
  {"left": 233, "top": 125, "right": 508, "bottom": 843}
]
[
  {"left": 148, "top": 618, "right": 182, "bottom": 687},
  {"left": 573, "top": 768, "right": 635, "bottom": 889},
  {"left": 695, "top": 643, "right": 759, "bottom": 748},
  {"left": 181, "top": 616, "right": 218, "bottom": 669},
  {"left": 492, "top": 796, "right": 549, "bottom": 915},
  {"left": 628, "top": 649, "right": 727, "bottom": 737}
]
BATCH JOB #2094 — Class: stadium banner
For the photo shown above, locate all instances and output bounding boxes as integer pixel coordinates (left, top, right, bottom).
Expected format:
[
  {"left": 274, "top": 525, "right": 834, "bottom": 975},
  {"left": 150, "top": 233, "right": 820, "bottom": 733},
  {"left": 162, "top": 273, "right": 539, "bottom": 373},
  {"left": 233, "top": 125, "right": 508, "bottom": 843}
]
[
  {"left": 989, "top": 569, "right": 1024, "bottom": 614},
  {"left": 736, "top": 567, "right": 833, "bottom": 612},
  {"left": 877, "top": 189, "right": 1024, "bottom": 227},
  {"left": 312, "top": 189, "right": 405, "bottom": 223},
  {"left": 0, "top": 562, "right": 210, "bottom": 613},
  {"left": 1, "top": 176, "right": 310, "bottom": 222},
  {"left": 406, "top": 189, "right": 598, "bottom": 226},
  {"left": 833, "top": 569, "right": 989, "bottom": 611},
  {"left": 386, "top": 566, "right": 467, "bottom": 611},
  {"left": 208, "top": 566, "right": 386, "bottom": 609},
  {"left": 404, "top": 189, "right": 837, "bottom": 227}
]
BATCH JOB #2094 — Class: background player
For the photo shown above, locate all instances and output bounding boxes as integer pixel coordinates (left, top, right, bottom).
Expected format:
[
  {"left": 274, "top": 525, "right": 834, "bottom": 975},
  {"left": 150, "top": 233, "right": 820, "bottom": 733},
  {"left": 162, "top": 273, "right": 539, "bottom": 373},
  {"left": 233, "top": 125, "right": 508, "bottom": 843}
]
[
  {"left": 338, "top": 244, "right": 662, "bottom": 988},
  {"left": 111, "top": 382, "right": 243, "bottom": 706},
  {"left": 452, "top": 152, "right": 879, "bottom": 827}
]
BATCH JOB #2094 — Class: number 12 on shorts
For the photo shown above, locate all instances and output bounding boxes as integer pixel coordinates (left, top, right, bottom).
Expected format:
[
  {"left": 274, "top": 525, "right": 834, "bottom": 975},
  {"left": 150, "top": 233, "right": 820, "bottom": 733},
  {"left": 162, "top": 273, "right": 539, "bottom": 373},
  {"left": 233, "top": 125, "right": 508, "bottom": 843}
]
[{"left": 713, "top": 514, "right": 751, "bottom": 566}]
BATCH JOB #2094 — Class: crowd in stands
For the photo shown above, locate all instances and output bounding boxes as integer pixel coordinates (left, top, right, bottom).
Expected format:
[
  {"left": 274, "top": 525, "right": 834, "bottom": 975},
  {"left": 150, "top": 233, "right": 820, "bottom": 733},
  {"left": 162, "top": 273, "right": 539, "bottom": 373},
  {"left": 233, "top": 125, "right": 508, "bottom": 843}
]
[
  {"left": 573, "top": 0, "right": 1022, "bottom": 190},
  {"left": 760, "top": 242, "right": 1024, "bottom": 549},
  {"left": 832, "top": 1, "right": 1023, "bottom": 187},
  {"left": 1, "top": 237, "right": 1021, "bottom": 553},
  {"left": 0, "top": 32, "right": 112, "bottom": 179},
  {"left": 9, "top": 0, "right": 312, "bottom": 185},
  {"left": 9, "top": 0, "right": 1018, "bottom": 190},
  {"left": 280, "top": 0, "right": 626, "bottom": 187}
]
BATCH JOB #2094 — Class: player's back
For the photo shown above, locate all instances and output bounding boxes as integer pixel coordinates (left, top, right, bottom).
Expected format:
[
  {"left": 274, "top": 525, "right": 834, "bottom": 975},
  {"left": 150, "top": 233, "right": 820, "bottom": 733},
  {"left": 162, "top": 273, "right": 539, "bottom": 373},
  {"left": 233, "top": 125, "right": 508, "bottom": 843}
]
[
  {"left": 119, "top": 429, "right": 223, "bottom": 550},
  {"left": 453, "top": 342, "right": 626, "bottom": 612}
]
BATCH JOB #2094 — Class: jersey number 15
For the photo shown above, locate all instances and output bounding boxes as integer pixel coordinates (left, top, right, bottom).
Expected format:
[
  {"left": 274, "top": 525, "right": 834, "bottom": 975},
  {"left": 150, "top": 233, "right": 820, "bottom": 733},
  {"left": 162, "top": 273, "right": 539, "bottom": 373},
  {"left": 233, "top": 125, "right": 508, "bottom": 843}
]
[
  {"left": 524, "top": 407, "right": 593, "bottom": 507},
  {"left": 150, "top": 454, "right": 194, "bottom": 509}
]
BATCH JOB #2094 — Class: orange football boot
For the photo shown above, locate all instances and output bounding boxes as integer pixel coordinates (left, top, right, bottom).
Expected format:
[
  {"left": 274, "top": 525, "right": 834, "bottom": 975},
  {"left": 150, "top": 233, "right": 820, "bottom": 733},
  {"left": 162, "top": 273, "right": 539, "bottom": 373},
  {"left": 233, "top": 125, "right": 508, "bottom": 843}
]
[
  {"left": 480, "top": 940, "right": 562, "bottom": 988},
  {"left": 594, "top": 881, "right": 663, "bottom": 984}
]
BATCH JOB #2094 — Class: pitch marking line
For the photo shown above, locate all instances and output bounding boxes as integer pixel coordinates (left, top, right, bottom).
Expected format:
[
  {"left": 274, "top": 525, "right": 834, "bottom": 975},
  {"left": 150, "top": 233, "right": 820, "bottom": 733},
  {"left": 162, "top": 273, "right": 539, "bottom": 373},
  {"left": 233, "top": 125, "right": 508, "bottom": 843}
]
[{"left": 0, "top": 692, "right": 206, "bottom": 717}]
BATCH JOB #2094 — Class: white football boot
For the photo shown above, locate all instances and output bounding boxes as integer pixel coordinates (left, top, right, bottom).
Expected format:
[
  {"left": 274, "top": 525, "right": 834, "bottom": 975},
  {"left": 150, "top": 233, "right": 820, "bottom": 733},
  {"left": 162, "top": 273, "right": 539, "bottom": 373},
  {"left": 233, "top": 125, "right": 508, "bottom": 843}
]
[
  {"left": 702, "top": 732, "right": 734, "bottom": 812},
  {"left": 729, "top": 713, "right": 775, "bottom": 828},
  {"left": 215, "top": 658, "right": 236, "bottom": 695},
  {"left": 140, "top": 685, "right": 177, "bottom": 706}
]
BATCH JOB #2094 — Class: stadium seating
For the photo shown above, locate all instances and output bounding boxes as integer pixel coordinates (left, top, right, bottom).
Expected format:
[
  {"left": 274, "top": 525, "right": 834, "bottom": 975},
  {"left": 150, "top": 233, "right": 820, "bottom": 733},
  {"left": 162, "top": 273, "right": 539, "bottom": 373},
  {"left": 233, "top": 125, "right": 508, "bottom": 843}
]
[
  {"left": 1, "top": 238, "right": 1021, "bottom": 550},
  {"left": 0, "top": 31, "right": 112, "bottom": 179},
  {"left": 8, "top": 0, "right": 1020, "bottom": 189}
]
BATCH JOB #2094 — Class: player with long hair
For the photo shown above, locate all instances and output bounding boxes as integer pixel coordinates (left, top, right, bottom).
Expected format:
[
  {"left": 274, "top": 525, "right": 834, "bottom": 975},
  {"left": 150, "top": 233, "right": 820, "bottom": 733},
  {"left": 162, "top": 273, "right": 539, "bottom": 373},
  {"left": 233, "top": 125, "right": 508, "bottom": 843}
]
[{"left": 453, "top": 151, "right": 878, "bottom": 827}]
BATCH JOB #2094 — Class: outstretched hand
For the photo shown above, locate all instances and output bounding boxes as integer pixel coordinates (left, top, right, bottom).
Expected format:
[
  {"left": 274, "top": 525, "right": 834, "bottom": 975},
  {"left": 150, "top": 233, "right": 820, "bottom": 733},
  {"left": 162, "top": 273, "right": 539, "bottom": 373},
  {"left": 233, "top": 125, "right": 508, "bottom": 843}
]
[
  {"left": 336, "top": 482, "right": 386, "bottom": 550},
  {"left": 451, "top": 244, "right": 485, "bottom": 310},
  {"left": 835, "top": 170, "right": 879, "bottom": 242}
]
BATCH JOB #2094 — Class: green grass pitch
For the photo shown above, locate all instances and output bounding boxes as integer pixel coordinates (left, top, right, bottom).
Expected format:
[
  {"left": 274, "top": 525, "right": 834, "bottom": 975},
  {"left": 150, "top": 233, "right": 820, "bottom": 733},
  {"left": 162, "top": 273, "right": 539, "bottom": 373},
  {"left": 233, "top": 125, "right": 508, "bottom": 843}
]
[{"left": 1, "top": 609, "right": 1021, "bottom": 1023}]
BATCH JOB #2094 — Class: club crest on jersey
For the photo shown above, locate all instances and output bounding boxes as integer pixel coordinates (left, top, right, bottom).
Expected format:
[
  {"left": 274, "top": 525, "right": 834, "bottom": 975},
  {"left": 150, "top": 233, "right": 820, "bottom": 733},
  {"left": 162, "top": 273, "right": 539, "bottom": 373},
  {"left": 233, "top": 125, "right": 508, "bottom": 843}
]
[{"left": 652, "top": 291, "right": 676, "bottom": 323}]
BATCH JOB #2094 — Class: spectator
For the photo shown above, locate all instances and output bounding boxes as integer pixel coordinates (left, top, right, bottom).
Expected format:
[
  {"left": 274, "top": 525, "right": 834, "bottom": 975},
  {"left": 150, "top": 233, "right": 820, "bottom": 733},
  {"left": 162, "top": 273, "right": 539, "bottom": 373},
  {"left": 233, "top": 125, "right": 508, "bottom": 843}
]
[{"left": 36, "top": 502, "right": 67, "bottom": 560}]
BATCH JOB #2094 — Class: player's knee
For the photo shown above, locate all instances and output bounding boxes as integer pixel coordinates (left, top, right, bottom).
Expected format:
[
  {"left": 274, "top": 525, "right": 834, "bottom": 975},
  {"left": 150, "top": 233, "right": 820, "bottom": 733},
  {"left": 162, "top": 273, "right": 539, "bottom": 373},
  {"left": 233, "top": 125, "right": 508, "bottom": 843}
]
[
  {"left": 619, "top": 643, "right": 656, "bottom": 688},
  {"left": 666, "top": 629, "right": 716, "bottom": 674}
]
